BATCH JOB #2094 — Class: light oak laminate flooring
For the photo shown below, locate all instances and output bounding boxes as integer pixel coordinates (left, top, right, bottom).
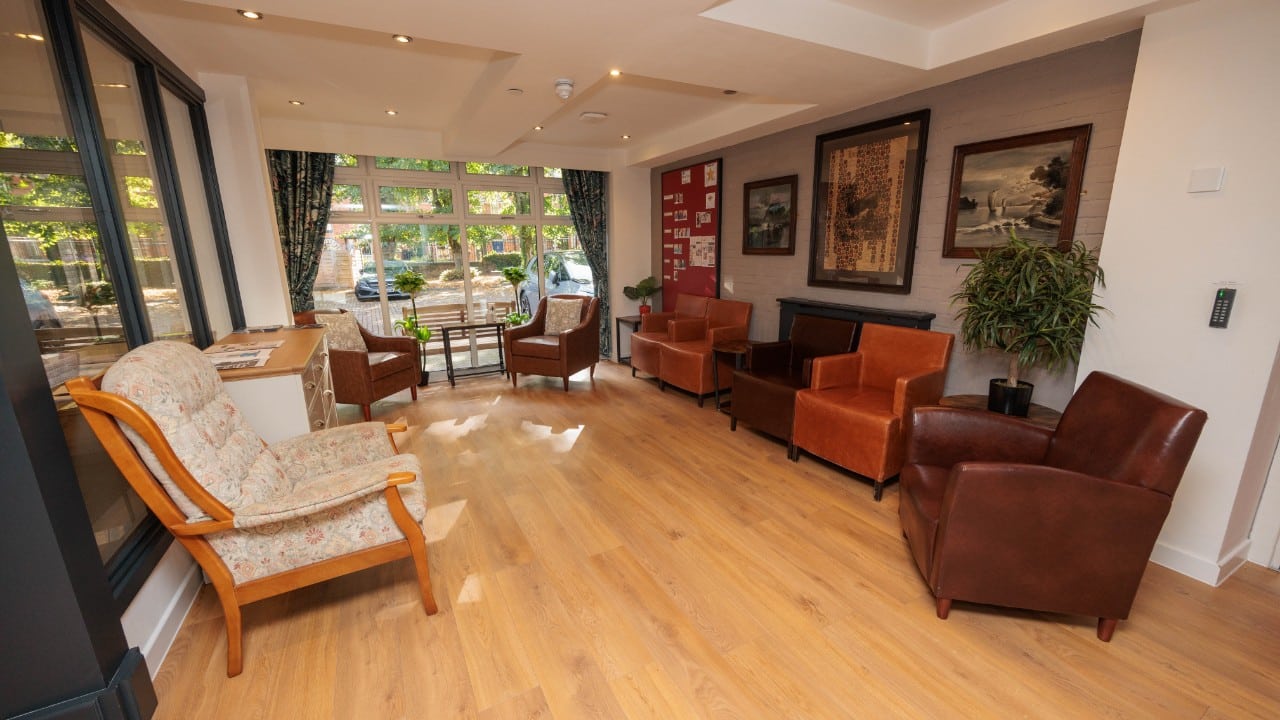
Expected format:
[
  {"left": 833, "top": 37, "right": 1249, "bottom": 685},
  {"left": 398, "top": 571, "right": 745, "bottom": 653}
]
[{"left": 153, "top": 362, "right": 1280, "bottom": 719}]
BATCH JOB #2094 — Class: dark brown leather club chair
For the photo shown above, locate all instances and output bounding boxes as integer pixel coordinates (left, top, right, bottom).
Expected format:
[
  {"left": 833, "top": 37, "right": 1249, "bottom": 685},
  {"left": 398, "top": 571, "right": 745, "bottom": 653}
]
[
  {"left": 504, "top": 294, "right": 600, "bottom": 391},
  {"left": 629, "top": 294, "right": 710, "bottom": 380},
  {"left": 306, "top": 310, "right": 419, "bottom": 422},
  {"left": 792, "top": 323, "right": 954, "bottom": 500},
  {"left": 899, "top": 371, "right": 1208, "bottom": 641},
  {"left": 730, "top": 315, "right": 857, "bottom": 453}
]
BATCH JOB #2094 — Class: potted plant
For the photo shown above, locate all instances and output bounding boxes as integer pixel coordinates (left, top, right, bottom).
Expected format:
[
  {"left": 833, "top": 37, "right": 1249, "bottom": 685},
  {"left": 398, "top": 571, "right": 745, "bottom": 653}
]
[
  {"left": 501, "top": 266, "right": 529, "bottom": 311},
  {"left": 951, "top": 230, "right": 1105, "bottom": 416},
  {"left": 392, "top": 269, "right": 432, "bottom": 385},
  {"left": 623, "top": 276, "right": 661, "bottom": 315}
]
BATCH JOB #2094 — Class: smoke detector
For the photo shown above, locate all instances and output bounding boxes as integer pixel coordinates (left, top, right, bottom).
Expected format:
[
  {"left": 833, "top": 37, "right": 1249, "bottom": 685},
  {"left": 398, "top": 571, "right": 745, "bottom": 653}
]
[
  {"left": 554, "top": 78, "right": 574, "bottom": 100},
  {"left": 578, "top": 111, "right": 609, "bottom": 122}
]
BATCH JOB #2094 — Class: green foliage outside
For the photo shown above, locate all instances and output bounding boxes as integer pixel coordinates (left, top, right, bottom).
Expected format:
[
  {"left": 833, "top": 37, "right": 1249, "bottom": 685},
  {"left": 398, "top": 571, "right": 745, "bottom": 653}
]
[
  {"left": 465, "top": 162, "right": 528, "bottom": 177},
  {"left": 330, "top": 184, "right": 364, "bottom": 211},
  {"left": 951, "top": 230, "right": 1105, "bottom": 387},
  {"left": 334, "top": 154, "right": 358, "bottom": 167},
  {"left": 482, "top": 252, "right": 522, "bottom": 270},
  {"left": 376, "top": 156, "right": 450, "bottom": 172},
  {"left": 439, "top": 267, "right": 477, "bottom": 282},
  {"left": 466, "top": 189, "right": 531, "bottom": 215},
  {"left": 543, "top": 192, "right": 570, "bottom": 216}
]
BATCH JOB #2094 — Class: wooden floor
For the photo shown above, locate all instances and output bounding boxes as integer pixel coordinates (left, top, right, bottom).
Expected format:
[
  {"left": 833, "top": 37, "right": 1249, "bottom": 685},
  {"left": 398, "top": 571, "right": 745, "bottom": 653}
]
[{"left": 153, "top": 361, "right": 1280, "bottom": 719}]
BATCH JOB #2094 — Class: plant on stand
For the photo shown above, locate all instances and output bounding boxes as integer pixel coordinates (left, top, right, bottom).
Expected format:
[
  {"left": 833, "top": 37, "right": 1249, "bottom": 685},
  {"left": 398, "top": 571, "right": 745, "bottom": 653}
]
[
  {"left": 501, "top": 266, "right": 531, "bottom": 325},
  {"left": 623, "top": 276, "right": 661, "bottom": 315},
  {"left": 391, "top": 269, "right": 432, "bottom": 385},
  {"left": 951, "top": 230, "right": 1105, "bottom": 416}
]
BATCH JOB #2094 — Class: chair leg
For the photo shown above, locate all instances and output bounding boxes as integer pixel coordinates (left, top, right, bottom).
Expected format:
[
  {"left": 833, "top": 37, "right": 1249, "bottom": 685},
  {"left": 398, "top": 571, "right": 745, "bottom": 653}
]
[
  {"left": 210, "top": 581, "right": 244, "bottom": 677},
  {"left": 659, "top": 380, "right": 665, "bottom": 392},
  {"left": 697, "top": 395, "right": 704, "bottom": 408},
  {"left": 511, "top": 372, "right": 518, "bottom": 388},
  {"left": 1097, "top": 618, "right": 1118, "bottom": 642},
  {"left": 936, "top": 598, "right": 952, "bottom": 620},
  {"left": 730, "top": 416, "right": 737, "bottom": 431},
  {"left": 590, "top": 363, "right": 596, "bottom": 380},
  {"left": 873, "top": 481, "right": 885, "bottom": 502},
  {"left": 410, "top": 385, "right": 418, "bottom": 401},
  {"left": 631, "top": 367, "right": 636, "bottom": 377},
  {"left": 563, "top": 375, "right": 570, "bottom": 392},
  {"left": 362, "top": 404, "right": 372, "bottom": 422},
  {"left": 384, "top": 487, "right": 439, "bottom": 616},
  {"left": 788, "top": 442, "right": 798, "bottom": 461}
]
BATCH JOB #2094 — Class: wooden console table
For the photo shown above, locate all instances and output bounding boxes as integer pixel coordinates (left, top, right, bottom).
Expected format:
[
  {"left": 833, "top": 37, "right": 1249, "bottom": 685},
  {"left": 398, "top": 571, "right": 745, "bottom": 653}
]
[
  {"left": 214, "top": 328, "right": 335, "bottom": 442},
  {"left": 938, "top": 394, "right": 1062, "bottom": 431}
]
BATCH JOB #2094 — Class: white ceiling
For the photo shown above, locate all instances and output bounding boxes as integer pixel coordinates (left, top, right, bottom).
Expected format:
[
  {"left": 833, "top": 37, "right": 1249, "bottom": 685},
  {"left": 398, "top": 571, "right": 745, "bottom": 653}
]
[{"left": 109, "top": 0, "right": 1189, "bottom": 168}]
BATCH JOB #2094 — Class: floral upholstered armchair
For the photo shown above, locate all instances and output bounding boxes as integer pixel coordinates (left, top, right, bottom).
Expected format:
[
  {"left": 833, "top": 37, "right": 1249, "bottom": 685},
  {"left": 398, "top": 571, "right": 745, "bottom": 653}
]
[{"left": 66, "top": 342, "right": 438, "bottom": 677}]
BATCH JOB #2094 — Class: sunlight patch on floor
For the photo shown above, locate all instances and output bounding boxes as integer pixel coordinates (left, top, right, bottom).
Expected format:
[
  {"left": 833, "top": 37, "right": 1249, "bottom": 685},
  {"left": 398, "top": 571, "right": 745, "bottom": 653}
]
[
  {"left": 423, "top": 499, "right": 466, "bottom": 543},
  {"left": 455, "top": 573, "right": 483, "bottom": 604},
  {"left": 424, "top": 413, "right": 489, "bottom": 441},
  {"left": 518, "top": 420, "right": 584, "bottom": 453}
]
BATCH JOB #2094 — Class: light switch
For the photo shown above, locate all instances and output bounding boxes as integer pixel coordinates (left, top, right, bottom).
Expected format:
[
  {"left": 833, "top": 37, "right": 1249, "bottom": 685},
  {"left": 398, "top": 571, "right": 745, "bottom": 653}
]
[{"left": 1188, "top": 167, "right": 1225, "bottom": 193}]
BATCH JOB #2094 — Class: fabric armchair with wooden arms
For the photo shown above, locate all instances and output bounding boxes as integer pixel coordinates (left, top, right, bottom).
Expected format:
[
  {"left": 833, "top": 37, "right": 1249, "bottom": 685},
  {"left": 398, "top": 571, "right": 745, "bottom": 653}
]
[
  {"left": 628, "top": 294, "right": 710, "bottom": 380},
  {"left": 311, "top": 310, "right": 419, "bottom": 421},
  {"left": 898, "top": 371, "right": 1207, "bottom": 640},
  {"left": 65, "top": 341, "right": 438, "bottom": 677},
  {"left": 504, "top": 294, "right": 600, "bottom": 391},
  {"left": 730, "top": 314, "right": 857, "bottom": 453},
  {"left": 792, "top": 323, "right": 954, "bottom": 500}
]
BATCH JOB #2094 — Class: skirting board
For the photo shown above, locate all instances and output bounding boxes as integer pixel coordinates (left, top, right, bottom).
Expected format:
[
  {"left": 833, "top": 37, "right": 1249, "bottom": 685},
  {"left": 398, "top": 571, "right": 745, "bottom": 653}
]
[
  {"left": 121, "top": 543, "right": 203, "bottom": 678},
  {"left": 1151, "top": 537, "right": 1251, "bottom": 587}
]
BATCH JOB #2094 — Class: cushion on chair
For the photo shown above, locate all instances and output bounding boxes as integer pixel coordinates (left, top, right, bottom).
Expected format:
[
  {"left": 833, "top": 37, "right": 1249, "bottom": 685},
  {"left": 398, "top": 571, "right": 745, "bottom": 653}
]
[
  {"left": 104, "top": 342, "right": 291, "bottom": 520},
  {"left": 512, "top": 335, "right": 562, "bottom": 360},
  {"left": 367, "top": 351, "right": 413, "bottom": 380},
  {"left": 316, "top": 312, "right": 368, "bottom": 352},
  {"left": 544, "top": 298, "right": 582, "bottom": 335}
]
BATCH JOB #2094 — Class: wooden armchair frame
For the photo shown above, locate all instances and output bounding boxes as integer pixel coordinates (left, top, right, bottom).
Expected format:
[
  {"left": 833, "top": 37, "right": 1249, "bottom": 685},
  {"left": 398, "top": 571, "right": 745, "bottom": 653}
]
[{"left": 66, "top": 374, "right": 438, "bottom": 677}]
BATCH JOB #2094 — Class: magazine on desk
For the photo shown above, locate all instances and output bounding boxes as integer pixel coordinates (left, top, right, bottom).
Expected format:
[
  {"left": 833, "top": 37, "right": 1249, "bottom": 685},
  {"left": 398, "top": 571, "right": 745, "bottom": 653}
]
[{"left": 204, "top": 340, "right": 283, "bottom": 370}]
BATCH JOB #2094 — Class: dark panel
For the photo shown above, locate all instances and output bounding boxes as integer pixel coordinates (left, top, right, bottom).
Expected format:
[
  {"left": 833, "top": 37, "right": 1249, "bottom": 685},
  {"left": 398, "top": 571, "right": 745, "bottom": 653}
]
[{"left": 776, "top": 296, "right": 936, "bottom": 343}]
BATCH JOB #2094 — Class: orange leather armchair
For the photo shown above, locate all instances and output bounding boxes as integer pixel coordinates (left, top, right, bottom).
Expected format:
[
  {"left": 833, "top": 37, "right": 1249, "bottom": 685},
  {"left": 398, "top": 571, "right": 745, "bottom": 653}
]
[
  {"left": 504, "top": 294, "right": 600, "bottom": 391},
  {"left": 792, "top": 323, "right": 953, "bottom": 500},
  {"left": 657, "top": 298, "right": 753, "bottom": 406},
  {"left": 629, "top": 294, "right": 710, "bottom": 380},
  {"left": 899, "top": 371, "right": 1207, "bottom": 641},
  {"left": 730, "top": 314, "right": 857, "bottom": 452}
]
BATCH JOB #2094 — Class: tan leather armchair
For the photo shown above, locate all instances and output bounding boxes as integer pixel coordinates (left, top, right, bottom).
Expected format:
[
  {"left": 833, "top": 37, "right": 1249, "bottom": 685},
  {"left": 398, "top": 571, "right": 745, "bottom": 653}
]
[
  {"left": 792, "top": 323, "right": 954, "bottom": 500},
  {"left": 504, "top": 294, "right": 600, "bottom": 391},
  {"left": 899, "top": 371, "right": 1207, "bottom": 640},
  {"left": 656, "top": 298, "right": 753, "bottom": 406},
  {"left": 629, "top": 294, "right": 710, "bottom": 380},
  {"left": 730, "top": 314, "right": 857, "bottom": 452},
  {"left": 310, "top": 310, "right": 418, "bottom": 421}
]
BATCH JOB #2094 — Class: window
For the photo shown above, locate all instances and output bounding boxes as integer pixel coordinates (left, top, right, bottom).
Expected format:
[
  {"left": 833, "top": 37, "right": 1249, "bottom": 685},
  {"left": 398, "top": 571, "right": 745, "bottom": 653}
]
[
  {"left": 376, "top": 156, "right": 450, "bottom": 172},
  {"left": 378, "top": 185, "right": 454, "bottom": 214},
  {"left": 467, "top": 189, "right": 531, "bottom": 216},
  {"left": 465, "top": 162, "right": 529, "bottom": 177},
  {"left": 331, "top": 184, "right": 365, "bottom": 212}
]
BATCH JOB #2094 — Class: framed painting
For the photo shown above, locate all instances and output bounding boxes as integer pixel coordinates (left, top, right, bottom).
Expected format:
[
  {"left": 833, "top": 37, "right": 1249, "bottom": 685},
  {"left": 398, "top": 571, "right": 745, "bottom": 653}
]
[
  {"left": 809, "top": 109, "right": 930, "bottom": 293},
  {"left": 942, "top": 125, "right": 1092, "bottom": 258},
  {"left": 742, "top": 175, "right": 798, "bottom": 255}
]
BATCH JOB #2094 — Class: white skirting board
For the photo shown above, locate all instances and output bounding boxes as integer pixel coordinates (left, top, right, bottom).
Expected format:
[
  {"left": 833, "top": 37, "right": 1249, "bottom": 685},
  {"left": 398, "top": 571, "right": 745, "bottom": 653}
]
[
  {"left": 121, "top": 542, "right": 203, "bottom": 678},
  {"left": 1151, "top": 537, "right": 1252, "bottom": 587}
]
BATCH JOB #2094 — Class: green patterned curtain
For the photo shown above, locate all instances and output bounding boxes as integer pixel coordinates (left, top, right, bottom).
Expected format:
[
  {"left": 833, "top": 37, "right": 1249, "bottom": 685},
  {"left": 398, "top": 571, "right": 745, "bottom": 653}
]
[
  {"left": 267, "top": 150, "right": 336, "bottom": 312},
  {"left": 563, "top": 169, "right": 609, "bottom": 356}
]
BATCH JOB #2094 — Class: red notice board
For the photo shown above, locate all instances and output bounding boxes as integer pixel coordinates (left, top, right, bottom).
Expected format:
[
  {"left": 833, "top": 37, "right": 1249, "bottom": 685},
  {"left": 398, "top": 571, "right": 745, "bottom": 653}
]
[{"left": 659, "top": 159, "right": 722, "bottom": 312}]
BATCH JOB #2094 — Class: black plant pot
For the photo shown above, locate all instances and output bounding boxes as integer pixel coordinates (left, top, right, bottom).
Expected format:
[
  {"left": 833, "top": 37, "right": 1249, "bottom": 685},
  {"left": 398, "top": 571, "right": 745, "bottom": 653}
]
[
  {"left": 418, "top": 370, "right": 430, "bottom": 387},
  {"left": 988, "top": 378, "right": 1034, "bottom": 417}
]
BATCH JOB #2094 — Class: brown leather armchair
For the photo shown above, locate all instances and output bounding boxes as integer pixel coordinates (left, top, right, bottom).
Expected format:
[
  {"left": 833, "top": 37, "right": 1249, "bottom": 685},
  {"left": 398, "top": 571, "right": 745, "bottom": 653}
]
[
  {"left": 792, "top": 323, "right": 954, "bottom": 500},
  {"left": 899, "top": 371, "right": 1207, "bottom": 641},
  {"left": 309, "top": 310, "right": 419, "bottom": 422},
  {"left": 504, "top": 294, "right": 600, "bottom": 391},
  {"left": 730, "top": 315, "right": 857, "bottom": 453},
  {"left": 629, "top": 294, "right": 710, "bottom": 380},
  {"left": 657, "top": 298, "right": 753, "bottom": 406}
]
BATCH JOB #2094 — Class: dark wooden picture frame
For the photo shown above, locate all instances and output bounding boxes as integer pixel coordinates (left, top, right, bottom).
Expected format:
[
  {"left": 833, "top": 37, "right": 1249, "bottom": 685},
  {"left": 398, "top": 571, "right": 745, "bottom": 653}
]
[
  {"left": 809, "top": 109, "right": 930, "bottom": 294},
  {"left": 942, "top": 125, "right": 1092, "bottom": 258},
  {"left": 742, "top": 175, "right": 798, "bottom": 255}
]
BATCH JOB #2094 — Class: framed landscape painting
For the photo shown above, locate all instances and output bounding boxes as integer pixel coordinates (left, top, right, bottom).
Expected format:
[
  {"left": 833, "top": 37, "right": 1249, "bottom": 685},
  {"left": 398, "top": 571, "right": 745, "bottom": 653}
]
[
  {"left": 809, "top": 110, "right": 930, "bottom": 293},
  {"left": 742, "top": 175, "right": 798, "bottom": 255},
  {"left": 942, "top": 125, "right": 1092, "bottom": 258}
]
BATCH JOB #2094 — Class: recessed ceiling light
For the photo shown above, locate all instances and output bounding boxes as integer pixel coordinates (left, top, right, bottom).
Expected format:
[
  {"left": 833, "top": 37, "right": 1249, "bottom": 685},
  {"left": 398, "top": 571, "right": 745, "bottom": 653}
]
[
  {"left": 579, "top": 111, "right": 608, "bottom": 121},
  {"left": 97, "top": 82, "right": 130, "bottom": 89},
  {"left": 506, "top": 88, "right": 524, "bottom": 96},
  {"left": 609, "top": 69, "right": 622, "bottom": 77},
  {"left": 722, "top": 89, "right": 738, "bottom": 95},
  {"left": 236, "top": 10, "right": 263, "bottom": 20},
  {"left": 534, "top": 125, "right": 544, "bottom": 131},
  {"left": 15, "top": 33, "right": 45, "bottom": 41},
  {"left": 385, "top": 109, "right": 398, "bottom": 116},
  {"left": 392, "top": 34, "right": 412, "bottom": 43},
  {"left": 621, "top": 134, "right": 631, "bottom": 140},
  {"left": 288, "top": 99, "right": 304, "bottom": 106}
]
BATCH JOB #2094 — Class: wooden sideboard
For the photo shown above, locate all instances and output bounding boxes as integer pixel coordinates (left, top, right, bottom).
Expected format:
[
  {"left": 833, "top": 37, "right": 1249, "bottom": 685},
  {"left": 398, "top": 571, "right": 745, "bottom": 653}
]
[
  {"left": 776, "top": 297, "right": 936, "bottom": 344},
  {"left": 215, "top": 328, "right": 335, "bottom": 443}
]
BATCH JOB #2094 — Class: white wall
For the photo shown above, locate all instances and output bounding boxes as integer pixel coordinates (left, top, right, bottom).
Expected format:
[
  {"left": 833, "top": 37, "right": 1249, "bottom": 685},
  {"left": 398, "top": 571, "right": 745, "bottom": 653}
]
[
  {"left": 121, "top": 543, "right": 201, "bottom": 679},
  {"left": 1076, "top": 0, "right": 1280, "bottom": 584},
  {"left": 607, "top": 162, "right": 653, "bottom": 360},
  {"left": 200, "top": 73, "right": 292, "bottom": 327}
]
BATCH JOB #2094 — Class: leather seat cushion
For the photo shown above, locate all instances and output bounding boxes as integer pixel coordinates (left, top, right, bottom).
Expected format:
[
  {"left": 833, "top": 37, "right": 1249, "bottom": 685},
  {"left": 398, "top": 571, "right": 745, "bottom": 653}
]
[
  {"left": 512, "top": 335, "right": 562, "bottom": 360},
  {"left": 794, "top": 387, "right": 899, "bottom": 478},
  {"left": 368, "top": 351, "right": 414, "bottom": 380}
]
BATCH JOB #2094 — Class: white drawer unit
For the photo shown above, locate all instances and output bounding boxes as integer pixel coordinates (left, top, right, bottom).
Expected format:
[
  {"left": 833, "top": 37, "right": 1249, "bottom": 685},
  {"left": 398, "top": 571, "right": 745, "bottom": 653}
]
[{"left": 216, "top": 328, "right": 337, "bottom": 443}]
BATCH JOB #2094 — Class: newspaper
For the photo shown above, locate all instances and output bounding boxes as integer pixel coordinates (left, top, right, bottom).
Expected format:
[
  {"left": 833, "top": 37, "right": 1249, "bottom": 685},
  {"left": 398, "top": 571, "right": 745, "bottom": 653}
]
[{"left": 204, "top": 340, "right": 283, "bottom": 370}]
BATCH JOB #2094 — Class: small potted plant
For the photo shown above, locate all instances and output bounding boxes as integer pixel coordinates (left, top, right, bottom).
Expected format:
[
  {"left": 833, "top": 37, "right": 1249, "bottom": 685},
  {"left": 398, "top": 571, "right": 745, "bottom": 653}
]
[
  {"left": 951, "top": 230, "right": 1105, "bottom": 416},
  {"left": 392, "top": 269, "right": 432, "bottom": 385},
  {"left": 501, "top": 266, "right": 529, "bottom": 312},
  {"left": 623, "top": 276, "right": 661, "bottom": 315}
]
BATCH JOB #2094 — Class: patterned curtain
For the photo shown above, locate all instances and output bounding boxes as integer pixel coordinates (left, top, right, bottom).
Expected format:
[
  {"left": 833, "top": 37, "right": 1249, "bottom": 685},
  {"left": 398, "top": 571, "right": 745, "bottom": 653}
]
[
  {"left": 563, "top": 169, "right": 609, "bottom": 357},
  {"left": 267, "top": 150, "right": 336, "bottom": 312}
]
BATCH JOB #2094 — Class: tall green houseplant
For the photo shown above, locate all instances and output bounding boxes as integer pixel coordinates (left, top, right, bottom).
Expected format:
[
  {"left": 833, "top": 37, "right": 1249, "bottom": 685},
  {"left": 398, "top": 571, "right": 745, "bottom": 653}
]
[{"left": 951, "top": 230, "right": 1105, "bottom": 410}]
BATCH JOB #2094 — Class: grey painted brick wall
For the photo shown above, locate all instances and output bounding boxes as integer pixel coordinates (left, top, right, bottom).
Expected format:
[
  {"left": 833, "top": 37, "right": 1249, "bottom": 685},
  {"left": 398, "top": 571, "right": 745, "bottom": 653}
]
[{"left": 650, "top": 31, "right": 1141, "bottom": 410}]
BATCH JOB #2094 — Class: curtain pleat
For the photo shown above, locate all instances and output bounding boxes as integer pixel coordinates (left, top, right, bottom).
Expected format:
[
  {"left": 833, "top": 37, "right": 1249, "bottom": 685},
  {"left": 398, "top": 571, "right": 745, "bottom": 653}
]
[
  {"left": 267, "top": 150, "right": 336, "bottom": 313},
  {"left": 562, "top": 169, "right": 609, "bottom": 357}
]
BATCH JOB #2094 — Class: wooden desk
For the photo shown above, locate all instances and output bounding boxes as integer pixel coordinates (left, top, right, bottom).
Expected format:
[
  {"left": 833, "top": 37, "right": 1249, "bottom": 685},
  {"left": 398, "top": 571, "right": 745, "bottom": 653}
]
[
  {"left": 938, "top": 394, "right": 1061, "bottom": 431},
  {"left": 213, "top": 328, "right": 335, "bottom": 442}
]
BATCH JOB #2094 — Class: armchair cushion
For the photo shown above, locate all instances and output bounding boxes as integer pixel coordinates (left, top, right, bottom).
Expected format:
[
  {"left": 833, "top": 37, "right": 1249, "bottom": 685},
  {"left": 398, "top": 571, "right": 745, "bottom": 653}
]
[
  {"left": 512, "top": 336, "right": 562, "bottom": 360},
  {"left": 544, "top": 297, "right": 583, "bottom": 335},
  {"left": 316, "top": 312, "right": 368, "bottom": 352},
  {"left": 367, "top": 350, "right": 414, "bottom": 380}
]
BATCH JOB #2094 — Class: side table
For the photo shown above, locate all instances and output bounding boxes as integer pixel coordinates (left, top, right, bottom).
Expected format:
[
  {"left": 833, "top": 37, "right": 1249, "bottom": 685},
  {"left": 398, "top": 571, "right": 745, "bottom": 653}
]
[
  {"left": 710, "top": 339, "right": 752, "bottom": 413},
  {"left": 441, "top": 321, "right": 507, "bottom": 387},
  {"left": 938, "top": 394, "right": 1062, "bottom": 430},
  {"left": 615, "top": 314, "right": 643, "bottom": 365}
]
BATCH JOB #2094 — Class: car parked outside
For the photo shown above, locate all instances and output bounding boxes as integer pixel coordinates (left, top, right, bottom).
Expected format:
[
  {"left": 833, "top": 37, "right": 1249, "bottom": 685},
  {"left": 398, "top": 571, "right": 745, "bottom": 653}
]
[
  {"left": 519, "top": 250, "right": 594, "bottom": 314},
  {"left": 354, "top": 259, "right": 411, "bottom": 301}
]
